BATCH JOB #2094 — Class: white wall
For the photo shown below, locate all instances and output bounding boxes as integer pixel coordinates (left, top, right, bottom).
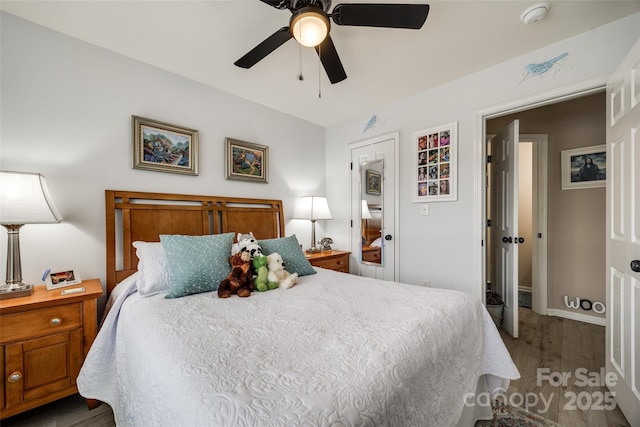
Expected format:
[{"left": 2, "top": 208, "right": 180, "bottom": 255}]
[
  {"left": 3, "top": 11, "right": 639, "bottom": 304},
  {"left": 0, "top": 12, "right": 326, "bottom": 294},
  {"left": 325, "top": 13, "right": 640, "bottom": 298}
]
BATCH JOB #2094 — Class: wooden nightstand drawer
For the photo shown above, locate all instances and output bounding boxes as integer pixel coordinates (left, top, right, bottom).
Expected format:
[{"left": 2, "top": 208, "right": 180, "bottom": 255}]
[
  {"left": 0, "top": 303, "right": 82, "bottom": 343},
  {"left": 362, "top": 247, "right": 381, "bottom": 263},
  {"left": 311, "top": 256, "right": 347, "bottom": 271},
  {"left": 306, "top": 250, "right": 351, "bottom": 273}
]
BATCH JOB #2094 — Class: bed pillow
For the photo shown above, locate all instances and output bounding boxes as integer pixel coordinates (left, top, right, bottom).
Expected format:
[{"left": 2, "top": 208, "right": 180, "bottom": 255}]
[
  {"left": 160, "top": 233, "right": 235, "bottom": 299},
  {"left": 132, "top": 241, "right": 170, "bottom": 297},
  {"left": 258, "top": 234, "right": 316, "bottom": 276}
]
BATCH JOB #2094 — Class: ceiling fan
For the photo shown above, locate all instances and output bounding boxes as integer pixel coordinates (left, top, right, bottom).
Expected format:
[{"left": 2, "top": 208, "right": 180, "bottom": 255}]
[{"left": 234, "top": 1, "right": 430, "bottom": 84}]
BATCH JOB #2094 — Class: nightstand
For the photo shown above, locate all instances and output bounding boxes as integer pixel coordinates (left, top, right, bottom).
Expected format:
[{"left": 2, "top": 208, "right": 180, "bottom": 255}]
[
  {"left": 306, "top": 250, "right": 350, "bottom": 273},
  {"left": 0, "top": 278, "right": 103, "bottom": 419}
]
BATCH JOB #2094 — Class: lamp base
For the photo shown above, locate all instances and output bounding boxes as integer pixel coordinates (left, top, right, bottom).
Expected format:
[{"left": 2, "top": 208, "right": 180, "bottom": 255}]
[
  {"left": 0, "top": 283, "right": 34, "bottom": 300},
  {"left": 305, "top": 248, "right": 321, "bottom": 254}
]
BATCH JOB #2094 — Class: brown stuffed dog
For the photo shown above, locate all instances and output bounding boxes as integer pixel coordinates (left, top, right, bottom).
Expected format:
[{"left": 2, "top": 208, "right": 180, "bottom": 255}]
[{"left": 218, "top": 251, "right": 254, "bottom": 298}]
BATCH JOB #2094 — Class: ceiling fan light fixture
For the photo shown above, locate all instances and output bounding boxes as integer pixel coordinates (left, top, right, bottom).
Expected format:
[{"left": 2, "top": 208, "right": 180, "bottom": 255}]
[{"left": 291, "top": 8, "right": 329, "bottom": 47}]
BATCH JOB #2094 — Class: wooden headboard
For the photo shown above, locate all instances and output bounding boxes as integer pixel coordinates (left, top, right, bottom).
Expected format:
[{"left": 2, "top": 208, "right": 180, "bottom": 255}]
[{"left": 105, "top": 190, "right": 285, "bottom": 295}]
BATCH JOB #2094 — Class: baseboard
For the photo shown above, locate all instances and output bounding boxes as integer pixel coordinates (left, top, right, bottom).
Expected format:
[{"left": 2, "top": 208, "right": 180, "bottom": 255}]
[{"left": 547, "top": 308, "right": 606, "bottom": 326}]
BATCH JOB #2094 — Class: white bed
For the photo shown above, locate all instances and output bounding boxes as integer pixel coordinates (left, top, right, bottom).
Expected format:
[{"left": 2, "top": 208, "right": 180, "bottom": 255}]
[{"left": 77, "top": 190, "right": 519, "bottom": 426}]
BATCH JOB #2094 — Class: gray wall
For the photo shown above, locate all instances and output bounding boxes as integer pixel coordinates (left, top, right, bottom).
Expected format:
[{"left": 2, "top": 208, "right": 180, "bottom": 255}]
[{"left": 487, "top": 93, "right": 606, "bottom": 318}]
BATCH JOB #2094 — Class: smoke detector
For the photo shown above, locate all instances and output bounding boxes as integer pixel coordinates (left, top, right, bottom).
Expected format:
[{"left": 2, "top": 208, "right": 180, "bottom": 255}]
[{"left": 521, "top": 2, "right": 550, "bottom": 24}]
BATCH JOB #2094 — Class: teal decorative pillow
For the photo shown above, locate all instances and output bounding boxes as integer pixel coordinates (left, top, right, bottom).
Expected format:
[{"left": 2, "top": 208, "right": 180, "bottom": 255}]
[
  {"left": 259, "top": 234, "right": 316, "bottom": 276},
  {"left": 160, "top": 233, "right": 235, "bottom": 298}
]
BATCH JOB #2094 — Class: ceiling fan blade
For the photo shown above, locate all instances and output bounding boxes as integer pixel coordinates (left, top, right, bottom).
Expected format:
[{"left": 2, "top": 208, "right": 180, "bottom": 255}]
[
  {"left": 314, "top": 35, "right": 347, "bottom": 84},
  {"left": 331, "top": 3, "right": 430, "bottom": 29},
  {"left": 259, "top": 0, "right": 290, "bottom": 10},
  {"left": 234, "top": 27, "right": 293, "bottom": 69}
]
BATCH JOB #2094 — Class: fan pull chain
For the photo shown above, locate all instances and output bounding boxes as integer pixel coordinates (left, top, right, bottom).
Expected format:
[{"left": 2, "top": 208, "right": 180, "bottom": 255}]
[
  {"left": 298, "top": 43, "right": 304, "bottom": 81},
  {"left": 318, "top": 44, "right": 322, "bottom": 98}
]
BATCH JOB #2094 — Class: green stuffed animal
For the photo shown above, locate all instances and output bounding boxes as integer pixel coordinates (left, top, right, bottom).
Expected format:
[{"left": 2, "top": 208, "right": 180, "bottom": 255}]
[{"left": 253, "top": 255, "right": 278, "bottom": 292}]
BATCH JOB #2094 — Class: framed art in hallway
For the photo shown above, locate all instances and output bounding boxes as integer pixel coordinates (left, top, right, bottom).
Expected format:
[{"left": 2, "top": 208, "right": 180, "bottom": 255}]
[
  {"left": 225, "top": 138, "right": 269, "bottom": 183},
  {"left": 561, "top": 144, "right": 606, "bottom": 190},
  {"left": 414, "top": 121, "right": 457, "bottom": 202},
  {"left": 132, "top": 115, "right": 199, "bottom": 175}
]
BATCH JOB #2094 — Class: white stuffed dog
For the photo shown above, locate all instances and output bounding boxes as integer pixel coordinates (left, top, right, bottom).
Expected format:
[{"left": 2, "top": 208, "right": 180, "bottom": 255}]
[{"left": 267, "top": 252, "right": 298, "bottom": 289}]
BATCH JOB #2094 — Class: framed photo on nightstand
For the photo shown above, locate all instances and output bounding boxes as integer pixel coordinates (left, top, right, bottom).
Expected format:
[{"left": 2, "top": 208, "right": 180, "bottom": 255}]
[{"left": 44, "top": 268, "right": 82, "bottom": 290}]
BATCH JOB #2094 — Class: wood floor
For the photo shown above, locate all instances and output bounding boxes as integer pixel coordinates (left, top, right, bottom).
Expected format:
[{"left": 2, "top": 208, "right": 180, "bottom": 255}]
[
  {"left": 0, "top": 393, "right": 114, "bottom": 427},
  {"left": 499, "top": 307, "right": 631, "bottom": 427},
  {"left": 1, "top": 307, "right": 632, "bottom": 427}
]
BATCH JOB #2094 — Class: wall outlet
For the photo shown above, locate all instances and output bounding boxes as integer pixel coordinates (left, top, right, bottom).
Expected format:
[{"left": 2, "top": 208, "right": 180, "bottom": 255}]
[
  {"left": 420, "top": 204, "right": 429, "bottom": 216},
  {"left": 423, "top": 280, "right": 431, "bottom": 287}
]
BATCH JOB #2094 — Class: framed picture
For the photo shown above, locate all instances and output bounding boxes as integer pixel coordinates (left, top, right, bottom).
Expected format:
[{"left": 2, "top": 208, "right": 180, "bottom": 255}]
[
  {"left": 366, "top": 169, "right": 381, "bottom": 195},
  {"left": 44, "top": 268, "right": 82, "bottom": 290},
  {"left": 414, "top": 121, "right": 457, "bottom": 202},
  {"left": 132, "top": 115, "right": 199, "bottom": 175},
  {"left": 561, "top": 145, "right": 606, "bottom": 190},
  {"left": 225, "top": 138, "right": 269, "bottom": 183}
]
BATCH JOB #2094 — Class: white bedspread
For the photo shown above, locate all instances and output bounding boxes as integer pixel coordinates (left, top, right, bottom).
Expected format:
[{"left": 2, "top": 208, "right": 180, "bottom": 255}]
[{"left": 78, "top": 268, "right": 518, "bottom": 426}]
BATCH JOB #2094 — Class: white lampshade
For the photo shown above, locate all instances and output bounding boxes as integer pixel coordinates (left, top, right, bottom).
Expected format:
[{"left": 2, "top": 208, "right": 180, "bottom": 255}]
[
  {"left": 294, "top": 196, "right": 333, "bottom": 220},
  {"left": 294, "top": 196, "right": 332, "bottom": 254},
  {"left": 0, "top": 171, "right": 63, "bottom": 224},
  {"left": 291, "top": 9, "right": 329, "bottom": 47},
  {"left": 361, "top": 200, "right": 372, "bottom": 220}
]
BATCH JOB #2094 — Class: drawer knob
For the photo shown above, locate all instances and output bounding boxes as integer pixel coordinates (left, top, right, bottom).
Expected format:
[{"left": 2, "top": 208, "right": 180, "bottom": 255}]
[
  {"left": 50, "top": 317, "right": 62, "bottom": 326},
  {"left": 8, "top": 372, "right": 22, "bottom": 383}
]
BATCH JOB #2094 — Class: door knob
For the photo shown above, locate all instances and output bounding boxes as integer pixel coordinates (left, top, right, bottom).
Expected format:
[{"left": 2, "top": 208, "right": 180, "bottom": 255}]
[
  {"left": 502, "top": 237, "right": 512, "bottom": 243},
  {"left": 518, "top": 237, "right": 525, "bottom": 244},
  {"left": 631, "top": 260, "right": 640, "bottom": 273},
  {"left": 384, "top": 235, "right": 392, "bottom": 241}
]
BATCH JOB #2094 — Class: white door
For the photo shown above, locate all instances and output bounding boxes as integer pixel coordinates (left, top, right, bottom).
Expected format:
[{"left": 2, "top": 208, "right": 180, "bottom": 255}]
[
  {"left": 350, "top": 133, "right": 397, "bottom": 281},
  {"left": 606, "top": 37, "right": 640, "bottom": 426},
  {"left": 490, "top": 120, "right": 520, "bottom": 338}
]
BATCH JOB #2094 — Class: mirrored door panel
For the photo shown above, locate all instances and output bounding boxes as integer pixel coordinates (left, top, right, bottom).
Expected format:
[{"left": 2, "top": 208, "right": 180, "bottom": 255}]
[
  {"left": 350, "top": 133, "right": 397, "bottom": 281},
  {"left": 360, "top": 159, "right": 383, "bottom": 265}
]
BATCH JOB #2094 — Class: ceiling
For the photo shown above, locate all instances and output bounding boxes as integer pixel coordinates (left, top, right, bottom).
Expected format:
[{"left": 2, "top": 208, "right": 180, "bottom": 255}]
[{"left": 2, "top": 1, "right": 640, "bottom": 127}]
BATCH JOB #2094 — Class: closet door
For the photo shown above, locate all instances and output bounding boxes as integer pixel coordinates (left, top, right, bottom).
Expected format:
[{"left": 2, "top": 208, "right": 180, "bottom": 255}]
[{"left": 350, "top": 132, "right": 398, "bottom": 281}]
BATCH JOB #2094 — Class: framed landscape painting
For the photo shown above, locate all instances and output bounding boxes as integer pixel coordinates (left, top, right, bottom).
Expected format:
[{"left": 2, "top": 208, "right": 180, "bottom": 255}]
[
  {"left": 132, "top": 116, "right": 198, "bottom": 175},
  {"left": 225, "top": 138, "right": 269, "bottom": 183},
  {"left": 366, "top": 169, "right": 381, "bottom": 195}
]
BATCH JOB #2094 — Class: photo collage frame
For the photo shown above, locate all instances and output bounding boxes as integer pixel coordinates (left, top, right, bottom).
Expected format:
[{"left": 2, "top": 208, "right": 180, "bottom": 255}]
[{"left": 414, "top": 122, "right": 457, "bottom": 202}]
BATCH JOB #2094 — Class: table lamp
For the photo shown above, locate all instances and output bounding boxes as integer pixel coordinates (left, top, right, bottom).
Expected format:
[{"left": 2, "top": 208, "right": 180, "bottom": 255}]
[
  {"left": 361, "top": 200, "right": 372, "bottom": 220},
  {"left": 0, "top": 171, "right": 63, "bottom": 299},
  {"left": 294, "top": 196, "right": 333, "bottom": 254}
]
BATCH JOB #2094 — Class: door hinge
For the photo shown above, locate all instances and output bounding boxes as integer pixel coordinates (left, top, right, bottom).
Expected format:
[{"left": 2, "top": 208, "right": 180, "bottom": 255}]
[
  {"left": 350, "top": 162, "right": 353, "bottom": 170},
  {"left": 487, "top": 155, "right": 492, "bottom": 163},
  {"left": 350, "top": 220, "right": 353, "bottom": 227},
  {"left": 487, "top": 219, "right": 492, "bottom": 227},
  {"left": 538, "top": 233, "right": 542, "bottom": 238}
]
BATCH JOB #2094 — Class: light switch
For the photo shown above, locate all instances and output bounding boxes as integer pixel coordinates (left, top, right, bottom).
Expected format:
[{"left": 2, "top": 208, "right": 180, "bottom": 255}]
[{"left": 420, "top": 204, "right": 429, "bottom": 216}]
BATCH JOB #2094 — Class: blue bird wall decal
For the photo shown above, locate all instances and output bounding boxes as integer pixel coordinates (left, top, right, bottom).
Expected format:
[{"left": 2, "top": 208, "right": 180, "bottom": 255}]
[
  {"left": 363, "top": 115, "right": 377, "bottom": 133},
  {"left": 517, "top": 52, "right": 569, "bottom": 86}
]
